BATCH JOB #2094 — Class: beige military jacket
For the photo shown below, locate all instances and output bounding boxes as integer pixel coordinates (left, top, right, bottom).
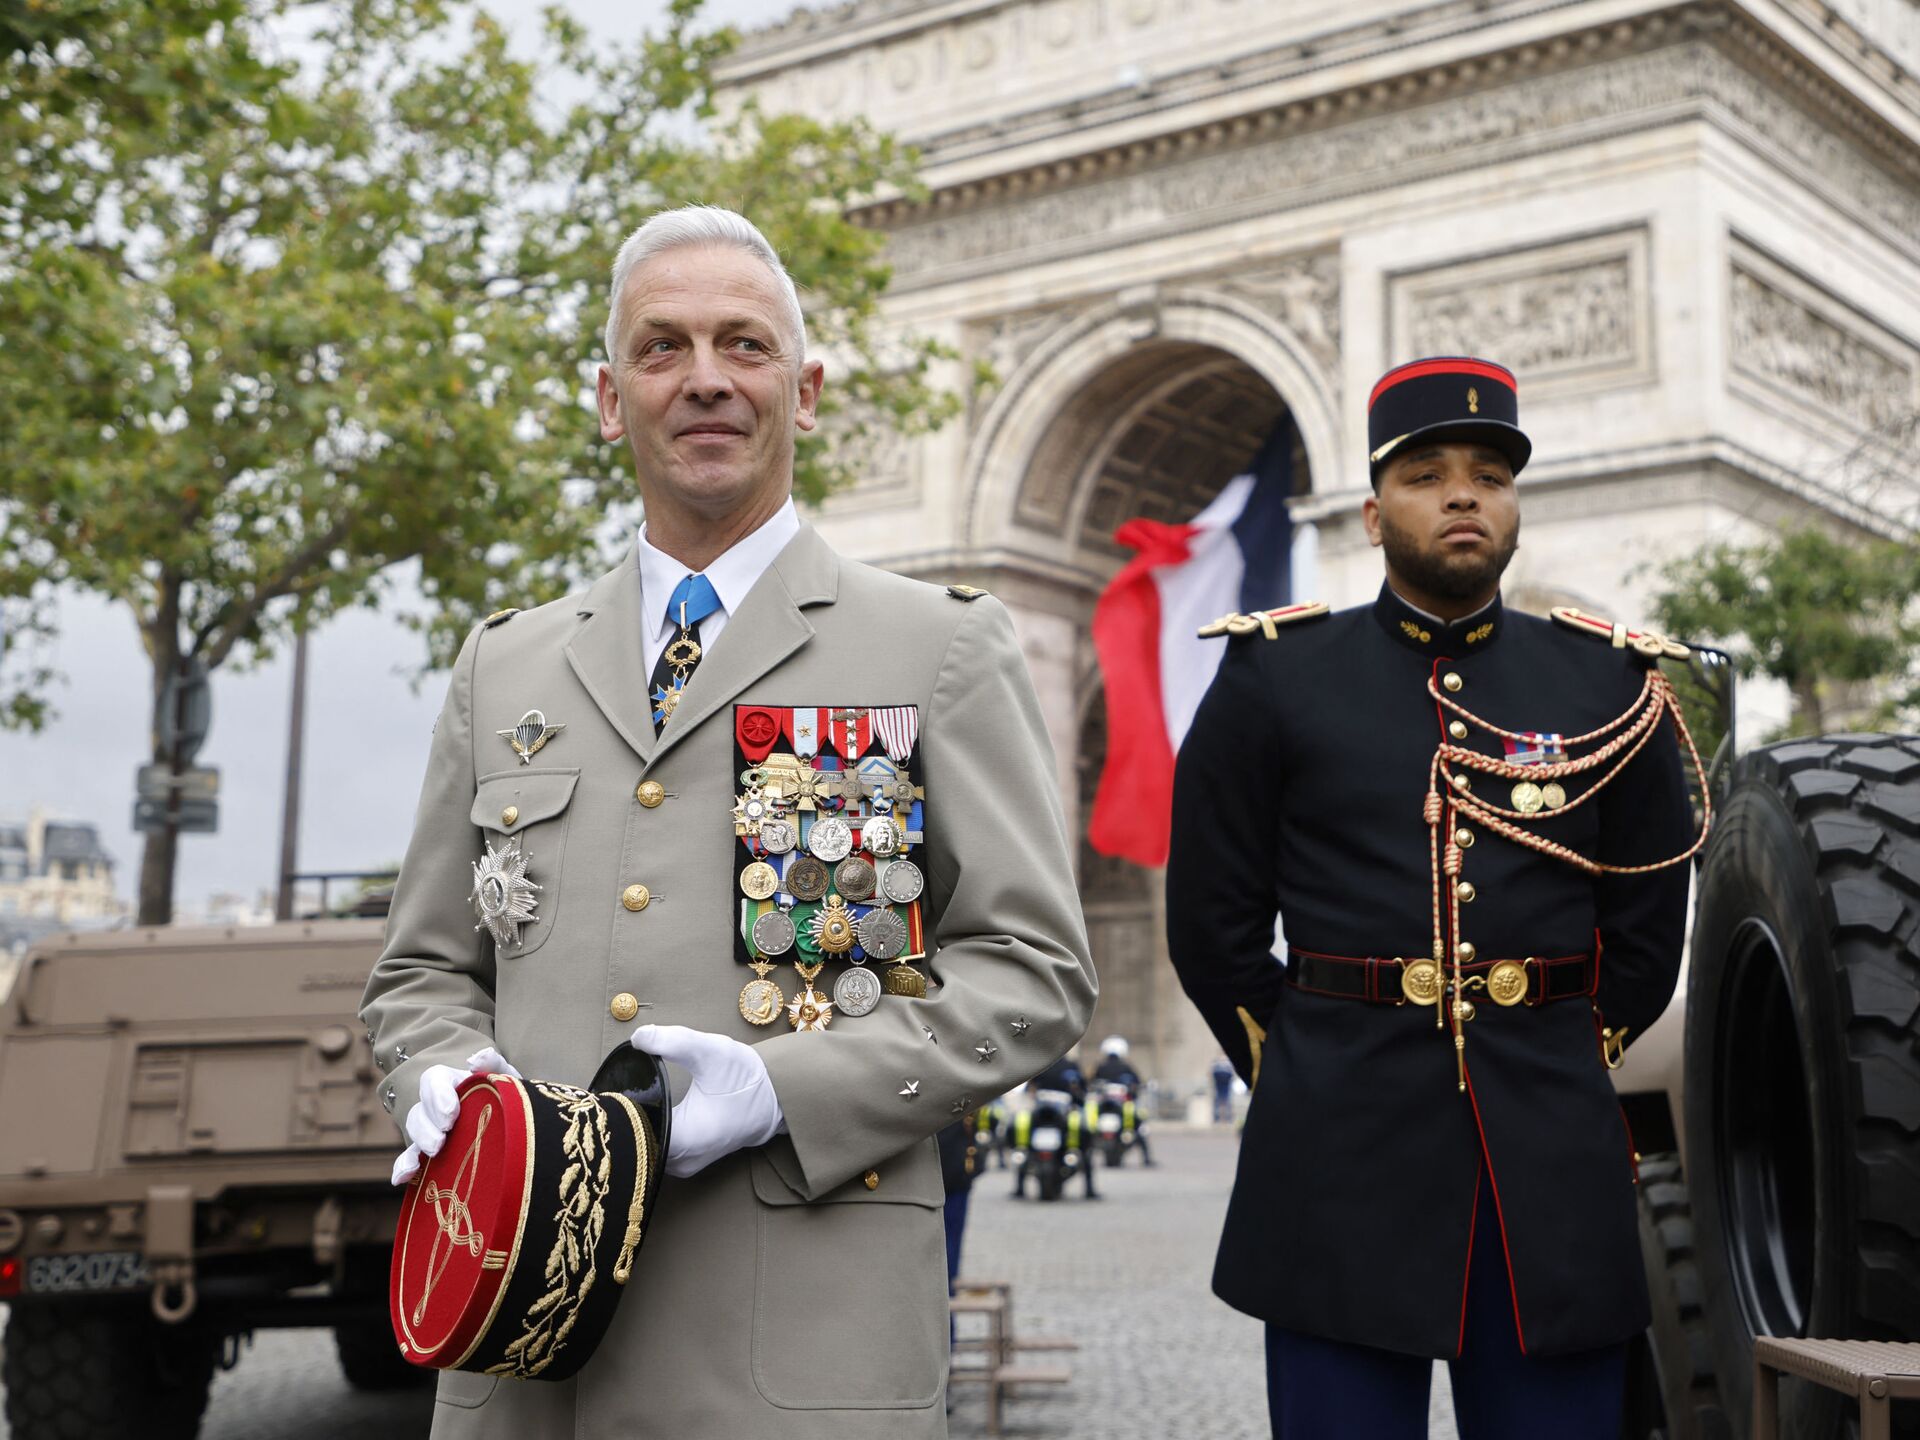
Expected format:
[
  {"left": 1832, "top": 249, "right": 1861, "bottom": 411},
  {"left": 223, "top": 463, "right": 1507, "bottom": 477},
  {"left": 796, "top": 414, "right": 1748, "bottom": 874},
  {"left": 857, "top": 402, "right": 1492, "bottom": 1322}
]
[{"left": 361, "top": 523, "right": 1095, "bottom": 1439}]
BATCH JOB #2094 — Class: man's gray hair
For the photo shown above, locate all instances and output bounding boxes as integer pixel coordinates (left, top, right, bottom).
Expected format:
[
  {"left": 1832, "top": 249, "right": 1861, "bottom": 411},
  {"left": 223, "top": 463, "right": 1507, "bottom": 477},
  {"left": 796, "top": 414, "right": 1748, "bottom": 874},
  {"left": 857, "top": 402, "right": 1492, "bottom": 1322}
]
[{"left": 603, "top": 205, "right": 808, "bottom": 366}]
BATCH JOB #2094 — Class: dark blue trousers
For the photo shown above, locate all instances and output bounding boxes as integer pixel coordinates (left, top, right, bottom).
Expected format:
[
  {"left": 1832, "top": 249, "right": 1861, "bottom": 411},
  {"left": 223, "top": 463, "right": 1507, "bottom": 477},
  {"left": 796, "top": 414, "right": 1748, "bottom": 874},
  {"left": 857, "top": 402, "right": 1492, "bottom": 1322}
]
[{"left": 1265, "top": 1171, "right": 1626, "bottom": 1439}]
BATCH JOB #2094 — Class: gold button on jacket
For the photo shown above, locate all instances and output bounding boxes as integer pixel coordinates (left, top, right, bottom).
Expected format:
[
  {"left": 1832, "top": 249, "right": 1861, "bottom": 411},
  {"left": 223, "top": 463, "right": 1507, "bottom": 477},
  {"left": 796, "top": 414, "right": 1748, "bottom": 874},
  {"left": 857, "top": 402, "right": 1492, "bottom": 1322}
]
[
  {"left": 610, "top": 992, "right": 640, "bottom": 1023},
  {"left": 635, "top": 780, "right": 666, "bottom": 808},
  {"left": 501, "top": 805, "right": 519, "bottom": 827},
  {"left": 621, "top": 883, "right": 651, "bottom": 912}
]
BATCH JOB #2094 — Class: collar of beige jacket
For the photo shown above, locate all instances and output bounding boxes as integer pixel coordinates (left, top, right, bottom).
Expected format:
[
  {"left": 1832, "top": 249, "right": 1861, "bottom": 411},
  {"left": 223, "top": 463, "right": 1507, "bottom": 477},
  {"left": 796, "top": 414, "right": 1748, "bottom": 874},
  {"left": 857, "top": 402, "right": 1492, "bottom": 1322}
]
[{"left": 565, "top": 524, "right": 839, "bottom": 771}]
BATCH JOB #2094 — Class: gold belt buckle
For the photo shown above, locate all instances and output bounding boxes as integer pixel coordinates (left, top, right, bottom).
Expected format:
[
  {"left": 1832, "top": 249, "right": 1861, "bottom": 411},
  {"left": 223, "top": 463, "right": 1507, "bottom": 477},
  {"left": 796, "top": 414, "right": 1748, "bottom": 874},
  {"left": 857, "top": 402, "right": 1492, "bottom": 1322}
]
[
  {"left": 1399, "top": 957, "right": 1444, "bottom": 1007},
  {"left": 1487, "top": 958, "right": 1529, "bottom": 1008}
]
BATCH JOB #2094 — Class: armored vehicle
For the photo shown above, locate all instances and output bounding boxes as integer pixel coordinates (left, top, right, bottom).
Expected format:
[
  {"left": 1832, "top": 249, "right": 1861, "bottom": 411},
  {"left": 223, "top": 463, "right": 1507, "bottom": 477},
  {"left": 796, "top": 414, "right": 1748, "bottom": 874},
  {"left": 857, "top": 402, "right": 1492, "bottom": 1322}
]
[
  {"left": 0, "top": 918, "right": 417, "bottom": 1439},
  {"left": 1615, "top": 666, "right": 1920, "bottom": 1436}
]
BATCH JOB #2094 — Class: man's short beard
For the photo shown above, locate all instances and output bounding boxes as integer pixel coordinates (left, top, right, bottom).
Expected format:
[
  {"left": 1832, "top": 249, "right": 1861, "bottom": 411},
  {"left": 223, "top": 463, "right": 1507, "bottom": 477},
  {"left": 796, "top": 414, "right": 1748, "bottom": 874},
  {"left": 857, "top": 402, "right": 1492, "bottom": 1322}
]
[{"left": 1378, "top": 512, "right": 1520, "bottom": 602}]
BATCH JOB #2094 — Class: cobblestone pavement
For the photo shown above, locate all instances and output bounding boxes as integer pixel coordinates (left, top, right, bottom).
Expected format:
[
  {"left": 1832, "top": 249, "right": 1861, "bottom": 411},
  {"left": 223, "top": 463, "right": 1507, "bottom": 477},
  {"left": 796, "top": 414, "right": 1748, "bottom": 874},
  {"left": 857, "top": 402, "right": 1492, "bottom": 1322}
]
[
  {"left": 1, "top": 1129, "right": 1460, "bottom": 1439},
  {"left": 945, "top": 1126, "right": 1458, "bottom": 1440}
]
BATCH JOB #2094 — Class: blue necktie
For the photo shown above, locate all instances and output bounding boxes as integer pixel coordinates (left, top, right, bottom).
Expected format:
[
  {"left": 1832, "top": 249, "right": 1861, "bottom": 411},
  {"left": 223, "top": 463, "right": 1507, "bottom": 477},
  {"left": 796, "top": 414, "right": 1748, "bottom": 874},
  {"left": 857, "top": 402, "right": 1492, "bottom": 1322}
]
[{"left": 652, "top": 574, "right": 721, "bottom": 730}]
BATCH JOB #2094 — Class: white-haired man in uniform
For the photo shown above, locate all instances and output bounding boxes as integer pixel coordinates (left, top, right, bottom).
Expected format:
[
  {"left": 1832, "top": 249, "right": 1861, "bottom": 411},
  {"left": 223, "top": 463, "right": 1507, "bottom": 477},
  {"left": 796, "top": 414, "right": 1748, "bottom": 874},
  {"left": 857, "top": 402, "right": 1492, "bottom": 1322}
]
[{"left": 362, "top": 205, "right": 1096, "bottom": 1439}]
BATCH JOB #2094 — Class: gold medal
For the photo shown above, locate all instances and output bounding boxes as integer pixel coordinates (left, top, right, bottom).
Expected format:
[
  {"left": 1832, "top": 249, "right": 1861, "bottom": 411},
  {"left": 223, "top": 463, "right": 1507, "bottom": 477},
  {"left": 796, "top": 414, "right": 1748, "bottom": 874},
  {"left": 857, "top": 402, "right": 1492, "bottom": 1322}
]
[
  {"left": 662, "top": 634, "right": 702, "bottom": 670},
  {"left": 1541, "top": 782, "right": 1567, "bottom": 810},
  {"left": 739, "top": 860, "right": 779, "bottom": 901},
  {"left": 808, "top": 894, "right": 857, "bottom": 955},
  {"left": 787, "top": 962, "right": 834, "bottom": 1031},
  {"left": 1487, "top": 960, "right": 1529, "bottom": 1007},
  {"left": 1510, "top": 781, "right": 1544, "bottom": 814},
  {"left": 738, "top": 961, "right": 784, "bottom": 1026},
  {"left": 882, "top": 962, "right": 928, "bottom": 999},
  {"left": 1400, "top": 958, "right": 1443, "bottom": 1006}
]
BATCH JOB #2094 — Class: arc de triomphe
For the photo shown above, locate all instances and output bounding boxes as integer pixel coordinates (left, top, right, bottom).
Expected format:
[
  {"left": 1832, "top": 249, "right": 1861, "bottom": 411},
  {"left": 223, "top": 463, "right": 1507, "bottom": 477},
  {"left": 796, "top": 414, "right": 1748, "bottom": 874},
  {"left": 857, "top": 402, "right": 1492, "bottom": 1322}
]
[{"left": 716, "top": 0, "right": 1920, "bottom": 1093}]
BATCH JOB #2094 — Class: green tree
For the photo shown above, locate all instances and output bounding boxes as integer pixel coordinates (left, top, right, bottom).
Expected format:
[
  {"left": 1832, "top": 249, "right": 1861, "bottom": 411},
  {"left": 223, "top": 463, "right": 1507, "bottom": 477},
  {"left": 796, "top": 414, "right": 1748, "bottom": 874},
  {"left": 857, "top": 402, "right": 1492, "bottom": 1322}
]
[
  {"left": 1, "top": 0, "right": 956, "bottom": 923},
  {"left": 1648, "top": 528, "right": 1920, "bottom": 738}
]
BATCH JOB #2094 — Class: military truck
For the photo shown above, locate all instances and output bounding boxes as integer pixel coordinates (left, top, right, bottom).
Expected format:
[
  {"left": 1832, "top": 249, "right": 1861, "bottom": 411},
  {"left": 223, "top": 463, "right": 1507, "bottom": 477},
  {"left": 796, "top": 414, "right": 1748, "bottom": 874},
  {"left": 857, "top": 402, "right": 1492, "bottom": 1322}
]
[
  {"left": 0, "top": 917, "right": 418, "bottom": 1440},
  {"left": 1617, "top": 658, "right": 1920, "bottom": 1439}
]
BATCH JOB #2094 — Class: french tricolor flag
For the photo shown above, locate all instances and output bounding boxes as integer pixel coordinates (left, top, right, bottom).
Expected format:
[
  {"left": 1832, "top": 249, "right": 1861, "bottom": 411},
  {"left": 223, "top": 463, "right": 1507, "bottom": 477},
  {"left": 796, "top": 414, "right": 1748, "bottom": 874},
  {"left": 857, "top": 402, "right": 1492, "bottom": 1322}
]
[{"left": 1087, "top": 422, "right": 1310, "bottom": 866}]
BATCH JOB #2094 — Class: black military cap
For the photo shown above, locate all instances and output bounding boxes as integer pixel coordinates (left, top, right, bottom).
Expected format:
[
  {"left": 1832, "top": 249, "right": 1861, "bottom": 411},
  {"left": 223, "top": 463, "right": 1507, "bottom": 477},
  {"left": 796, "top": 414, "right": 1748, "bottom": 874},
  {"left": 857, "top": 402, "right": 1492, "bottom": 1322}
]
[{"left": 1367, "top": 356, "right": 1531, "bottom": 482}]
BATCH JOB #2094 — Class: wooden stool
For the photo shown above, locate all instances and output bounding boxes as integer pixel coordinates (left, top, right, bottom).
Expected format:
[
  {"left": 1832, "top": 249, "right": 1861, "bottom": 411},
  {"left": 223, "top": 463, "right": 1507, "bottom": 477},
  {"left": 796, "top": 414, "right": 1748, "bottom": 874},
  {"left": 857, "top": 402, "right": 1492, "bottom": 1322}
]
[{"left": 1752, "top": 1337, "right": 1920, "bottom": 1440}]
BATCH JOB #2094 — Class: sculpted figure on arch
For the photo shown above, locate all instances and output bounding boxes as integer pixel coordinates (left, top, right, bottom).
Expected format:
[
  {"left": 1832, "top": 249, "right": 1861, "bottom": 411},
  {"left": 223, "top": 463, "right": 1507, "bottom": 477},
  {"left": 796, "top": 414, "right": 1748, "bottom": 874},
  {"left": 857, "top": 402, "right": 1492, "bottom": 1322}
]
[
  {"left": 363, "top": 204, "right": 1095, "bottom": 1437},
  {"left": 1169, "top": 356, "right": 1707, "bottom": 1438}
]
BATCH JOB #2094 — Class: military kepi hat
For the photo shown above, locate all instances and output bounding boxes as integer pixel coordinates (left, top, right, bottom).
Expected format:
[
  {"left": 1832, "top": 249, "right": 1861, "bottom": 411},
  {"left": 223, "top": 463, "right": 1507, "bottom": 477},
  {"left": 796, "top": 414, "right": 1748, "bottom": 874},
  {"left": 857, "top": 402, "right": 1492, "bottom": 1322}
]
[
  {"left": 1368, "top": 356, "right": 1531, "bottom": 480},
  {"left": 389, "top": 1042, "right": 671, "bottom": 1382}
]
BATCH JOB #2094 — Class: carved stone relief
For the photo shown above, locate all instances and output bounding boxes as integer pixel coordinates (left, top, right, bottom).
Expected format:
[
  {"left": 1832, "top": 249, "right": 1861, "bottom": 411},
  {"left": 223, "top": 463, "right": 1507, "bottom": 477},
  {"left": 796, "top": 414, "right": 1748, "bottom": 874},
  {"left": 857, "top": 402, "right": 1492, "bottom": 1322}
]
[
  {"left": 878, "top": 43, "right": 1920, "bottom": 288},
  {"left": 1729, "top": 242, "right": 1915, "bottom": 436},
  {"left": 1389, "top": 228, "right": 1652, "bottom": 393},
  {"left": 817, "top": 409, "right": 926, "bottom": 512},
  {"left": 1215, "top": 251, "right": 1343, "bottom": 379}
]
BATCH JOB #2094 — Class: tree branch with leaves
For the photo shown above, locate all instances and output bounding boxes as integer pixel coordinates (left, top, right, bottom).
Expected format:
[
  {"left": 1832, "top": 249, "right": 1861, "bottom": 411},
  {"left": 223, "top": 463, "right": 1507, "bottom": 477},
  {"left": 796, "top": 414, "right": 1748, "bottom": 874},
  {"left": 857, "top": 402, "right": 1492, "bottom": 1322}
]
[
  {"left": 1, "top": 0, "right": 957, "bottom": 921},
  {"left": 1648, "top": 528, "right": 1920, "bottom": 739}
]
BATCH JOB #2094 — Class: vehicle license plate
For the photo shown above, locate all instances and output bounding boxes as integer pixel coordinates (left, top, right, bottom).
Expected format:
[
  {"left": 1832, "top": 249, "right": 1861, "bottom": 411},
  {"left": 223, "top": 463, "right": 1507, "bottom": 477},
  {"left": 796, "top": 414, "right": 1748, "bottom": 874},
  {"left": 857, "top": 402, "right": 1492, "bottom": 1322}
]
[
  {"left": 1032, "top": 1127, "right": 1063, "bottom": 1150},
  {"left": 25, "top": 1251, "right": 150, "bottom": 1295}
]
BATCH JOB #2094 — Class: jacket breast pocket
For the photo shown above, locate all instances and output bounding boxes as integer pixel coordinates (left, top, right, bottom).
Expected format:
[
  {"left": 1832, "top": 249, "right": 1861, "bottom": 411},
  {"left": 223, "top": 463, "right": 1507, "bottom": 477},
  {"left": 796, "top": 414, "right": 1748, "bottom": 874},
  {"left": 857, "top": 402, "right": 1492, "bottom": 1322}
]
[
  {"left": 748, "top": 1145, "right": 947, "bottom": 1411},
  {"left": 470, "top": 768, "right": 579, "bottom": 960}
]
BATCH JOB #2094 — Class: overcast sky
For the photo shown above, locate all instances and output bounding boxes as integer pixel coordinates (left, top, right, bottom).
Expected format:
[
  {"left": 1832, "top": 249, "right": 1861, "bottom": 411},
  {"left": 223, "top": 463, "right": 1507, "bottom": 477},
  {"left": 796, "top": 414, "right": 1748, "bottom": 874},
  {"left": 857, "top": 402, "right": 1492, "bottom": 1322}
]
[{"left": 1, "top": 0, "right": 807, "bottom": 913}]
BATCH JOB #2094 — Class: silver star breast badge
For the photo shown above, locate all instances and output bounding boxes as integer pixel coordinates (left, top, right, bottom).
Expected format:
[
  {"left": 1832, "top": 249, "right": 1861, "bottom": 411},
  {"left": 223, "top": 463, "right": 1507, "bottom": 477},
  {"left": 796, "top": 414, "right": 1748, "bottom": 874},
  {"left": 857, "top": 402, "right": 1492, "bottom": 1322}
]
[{"left": 471, "top": 836, "right": 542, "bottom": 949}]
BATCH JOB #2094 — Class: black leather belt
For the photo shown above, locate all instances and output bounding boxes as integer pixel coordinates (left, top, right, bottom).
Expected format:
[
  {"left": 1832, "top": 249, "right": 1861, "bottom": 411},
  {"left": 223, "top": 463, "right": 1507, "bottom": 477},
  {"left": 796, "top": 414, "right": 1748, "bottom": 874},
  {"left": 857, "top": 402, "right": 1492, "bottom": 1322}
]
[{"left": 1287, "top": 948, "right": 1595, "bottom": 1007}]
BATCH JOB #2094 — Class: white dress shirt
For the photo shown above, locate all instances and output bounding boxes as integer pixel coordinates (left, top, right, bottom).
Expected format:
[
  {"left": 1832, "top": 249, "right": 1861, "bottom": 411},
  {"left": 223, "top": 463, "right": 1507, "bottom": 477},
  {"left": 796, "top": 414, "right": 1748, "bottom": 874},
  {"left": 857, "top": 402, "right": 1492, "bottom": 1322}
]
[{"left": 635, "top": 498, "right": 800, "bottom": 677}]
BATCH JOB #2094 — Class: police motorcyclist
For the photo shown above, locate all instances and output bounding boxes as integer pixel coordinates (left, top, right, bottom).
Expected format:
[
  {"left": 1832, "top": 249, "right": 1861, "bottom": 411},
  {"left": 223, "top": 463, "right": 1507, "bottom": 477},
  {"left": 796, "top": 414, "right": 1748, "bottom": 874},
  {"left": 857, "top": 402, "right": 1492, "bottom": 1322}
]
[
  {"left": 1090, "top": 1036, "right": 1154, "bottom": 1166},
  {"left": 1013, "top": 1061, "right": 1099, "bottom": 1199}
]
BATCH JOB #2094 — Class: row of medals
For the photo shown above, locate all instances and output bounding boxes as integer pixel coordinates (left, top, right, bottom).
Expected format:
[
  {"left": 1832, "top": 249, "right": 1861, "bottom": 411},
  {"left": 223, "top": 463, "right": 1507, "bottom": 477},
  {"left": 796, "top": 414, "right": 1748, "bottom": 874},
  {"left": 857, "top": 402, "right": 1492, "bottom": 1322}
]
[
  {"left": 735, "top": 782, "right": 924, "bottom": 1032},
  {"left": 1510, "top": 778, "right": 1567, "bottom": 814}
]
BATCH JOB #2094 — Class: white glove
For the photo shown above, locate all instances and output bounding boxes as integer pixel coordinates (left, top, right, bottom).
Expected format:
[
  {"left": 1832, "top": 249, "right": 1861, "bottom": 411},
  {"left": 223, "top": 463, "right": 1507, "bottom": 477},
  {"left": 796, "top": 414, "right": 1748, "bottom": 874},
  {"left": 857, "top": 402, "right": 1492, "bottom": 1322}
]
[
  {"left": 631, "top": 1024, "right": 785, "bottom": 1179},
  {"left": 389, "top": 1047, "right": 520, "bottom": 1187}
]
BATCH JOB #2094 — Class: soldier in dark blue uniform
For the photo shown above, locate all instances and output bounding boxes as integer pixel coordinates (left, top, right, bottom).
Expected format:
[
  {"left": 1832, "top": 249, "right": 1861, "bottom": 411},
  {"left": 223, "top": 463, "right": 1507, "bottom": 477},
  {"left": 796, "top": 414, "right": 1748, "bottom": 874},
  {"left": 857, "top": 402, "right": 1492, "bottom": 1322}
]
[{"left": 1167, "top": 356, "right": 1708, "bottom": 1439}]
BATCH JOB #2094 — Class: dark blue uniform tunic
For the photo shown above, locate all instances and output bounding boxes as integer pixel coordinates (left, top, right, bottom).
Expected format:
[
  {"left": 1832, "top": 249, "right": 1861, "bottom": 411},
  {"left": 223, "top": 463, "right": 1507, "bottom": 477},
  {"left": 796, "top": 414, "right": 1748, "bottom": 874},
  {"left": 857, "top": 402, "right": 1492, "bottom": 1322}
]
[{"left": 1167, "top": 584, "right": 1694, "bottom": 1360}]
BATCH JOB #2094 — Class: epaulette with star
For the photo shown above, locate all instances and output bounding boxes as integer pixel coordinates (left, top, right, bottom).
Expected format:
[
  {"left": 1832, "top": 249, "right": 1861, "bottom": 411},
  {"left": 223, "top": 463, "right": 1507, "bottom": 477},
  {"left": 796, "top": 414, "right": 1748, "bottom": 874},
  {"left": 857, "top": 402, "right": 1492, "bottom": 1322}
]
[
  {"left": 1550, "top": 606, "right": 1690, "bottom": 660},
  {"left": 1197, "top": 601, "right": 1330, "bottom": 639}
]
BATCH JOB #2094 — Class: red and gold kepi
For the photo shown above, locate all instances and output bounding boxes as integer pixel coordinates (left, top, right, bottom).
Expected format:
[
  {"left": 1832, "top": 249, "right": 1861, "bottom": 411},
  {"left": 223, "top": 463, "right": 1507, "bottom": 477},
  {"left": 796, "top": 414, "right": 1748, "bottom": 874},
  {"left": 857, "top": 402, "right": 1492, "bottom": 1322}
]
[
  {"left": 1367, "top": 355, "right": 1531, "bottom": 478},
  {"left": 389, "top": 1044, "right": 671, "bottom": 1382}
]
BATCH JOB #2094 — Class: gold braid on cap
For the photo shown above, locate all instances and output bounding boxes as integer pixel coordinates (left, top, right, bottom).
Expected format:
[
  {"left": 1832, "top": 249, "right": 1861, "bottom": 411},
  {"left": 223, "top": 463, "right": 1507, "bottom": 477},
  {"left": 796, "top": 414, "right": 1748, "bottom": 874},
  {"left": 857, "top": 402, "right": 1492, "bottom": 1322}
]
[{"left": 1421, "top": 665, "right": 1711, "bottom": 1093}]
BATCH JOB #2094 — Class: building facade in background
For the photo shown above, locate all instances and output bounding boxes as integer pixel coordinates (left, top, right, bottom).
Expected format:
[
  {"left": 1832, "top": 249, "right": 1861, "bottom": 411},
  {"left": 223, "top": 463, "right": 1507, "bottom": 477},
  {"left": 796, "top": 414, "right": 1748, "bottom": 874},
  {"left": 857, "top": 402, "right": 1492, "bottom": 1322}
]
[
  {"left": 716, "top": 0, "right": 1920, "bottom": 1092},
  {"left": 0, "top": 809, "right": 126, "bottom": 953}
]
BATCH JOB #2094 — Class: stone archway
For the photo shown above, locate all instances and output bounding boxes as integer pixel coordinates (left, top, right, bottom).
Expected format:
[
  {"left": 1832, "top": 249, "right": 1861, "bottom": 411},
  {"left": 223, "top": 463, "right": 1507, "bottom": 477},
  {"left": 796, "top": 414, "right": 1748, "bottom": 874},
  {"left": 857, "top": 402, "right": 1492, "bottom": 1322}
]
[
  {"left": 963, "top": 287, "right": 1340, "bottom": 569},
  {"left": 1004, "top": 333, "right": 1311, "bottom": 1095}
]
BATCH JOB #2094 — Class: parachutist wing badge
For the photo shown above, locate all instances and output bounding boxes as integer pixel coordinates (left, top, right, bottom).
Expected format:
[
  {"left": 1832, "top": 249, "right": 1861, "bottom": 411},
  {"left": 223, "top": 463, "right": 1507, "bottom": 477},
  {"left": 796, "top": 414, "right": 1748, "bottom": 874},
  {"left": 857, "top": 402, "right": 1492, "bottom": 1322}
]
[{"left": 498, "top": 709, "right": 563, "bottom": 765}]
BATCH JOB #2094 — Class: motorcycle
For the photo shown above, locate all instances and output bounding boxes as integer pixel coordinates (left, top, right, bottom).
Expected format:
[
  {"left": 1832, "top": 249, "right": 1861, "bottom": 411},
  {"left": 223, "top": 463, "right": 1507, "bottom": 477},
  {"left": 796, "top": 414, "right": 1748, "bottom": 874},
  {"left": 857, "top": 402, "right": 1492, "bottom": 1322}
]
[
  {"left": 1091, "top": 1081, "right": 1138, "bottom": 1167},
  {"left": 1010, "top": 1088, "right": 1085, "bottom": 1201}
]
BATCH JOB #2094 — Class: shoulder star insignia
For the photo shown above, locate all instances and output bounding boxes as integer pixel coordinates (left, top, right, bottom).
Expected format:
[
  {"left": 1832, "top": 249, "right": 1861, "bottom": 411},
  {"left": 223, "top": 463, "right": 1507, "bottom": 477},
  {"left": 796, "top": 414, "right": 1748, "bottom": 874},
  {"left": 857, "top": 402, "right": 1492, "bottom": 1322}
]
[
  {"left": 1010, "top": 1016, "right": 1031, "bottom": 1036},
  {"left": 1198, "top": 601, "right": 1332, "bottom": 640},
  {"left": 1550, "top": 606, "right": 1690, "bottom": 660},
  {"left": 946, "top": 584, "right": 988, "bottom": 601},
  {"left": 899, "top": 1080, "right": 920, "bottom": 1099},
  {"left": 482, "top": 608, "right": 520, "bottom": 628},
  {"left": 974, "top": 1041, "right": 999, "bottom": 1063}
]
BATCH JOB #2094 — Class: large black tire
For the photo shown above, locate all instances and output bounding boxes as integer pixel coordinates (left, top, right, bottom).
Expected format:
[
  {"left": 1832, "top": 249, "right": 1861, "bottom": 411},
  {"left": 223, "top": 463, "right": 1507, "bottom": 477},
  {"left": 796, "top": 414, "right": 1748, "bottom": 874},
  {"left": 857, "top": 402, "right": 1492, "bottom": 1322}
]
[
  {"left": 1624, "top": 1154, "right": 1731, "bottom": 1440},
  {"left": 1685, "top": 735, "right": 1920, "bottom": 1439},
  {"left": 335, "top": 1315, "right": 430, "bottom": 1391},
  {"left": 2, "top": 1300, "right": 217, "bottom": 1440}
]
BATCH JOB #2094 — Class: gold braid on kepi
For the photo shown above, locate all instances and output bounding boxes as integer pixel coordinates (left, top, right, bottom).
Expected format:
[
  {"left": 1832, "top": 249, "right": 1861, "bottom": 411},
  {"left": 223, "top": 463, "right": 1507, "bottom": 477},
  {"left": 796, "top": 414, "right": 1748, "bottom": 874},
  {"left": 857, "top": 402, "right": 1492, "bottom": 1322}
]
[
  {"left": 1416, "top": 627, "right": 1710, "bottom": 1093},
  {"left": 388, "top": 1042, "right": 672, "bottom": 1382}
]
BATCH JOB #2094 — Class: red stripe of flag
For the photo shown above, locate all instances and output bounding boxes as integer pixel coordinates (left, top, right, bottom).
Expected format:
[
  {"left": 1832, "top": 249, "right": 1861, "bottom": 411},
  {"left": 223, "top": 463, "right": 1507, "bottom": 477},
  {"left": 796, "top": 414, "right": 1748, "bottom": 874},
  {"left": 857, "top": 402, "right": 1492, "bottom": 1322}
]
[{"left": 1087, "top": 518, "right": 1199, "bottom": 867}]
